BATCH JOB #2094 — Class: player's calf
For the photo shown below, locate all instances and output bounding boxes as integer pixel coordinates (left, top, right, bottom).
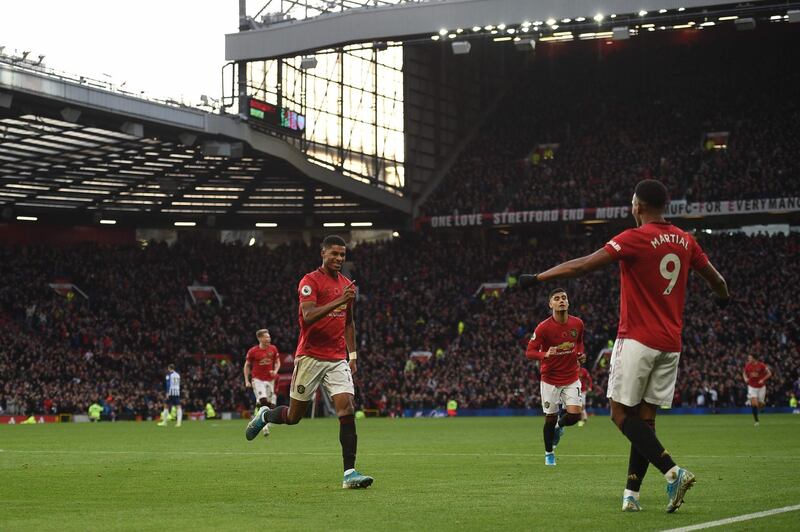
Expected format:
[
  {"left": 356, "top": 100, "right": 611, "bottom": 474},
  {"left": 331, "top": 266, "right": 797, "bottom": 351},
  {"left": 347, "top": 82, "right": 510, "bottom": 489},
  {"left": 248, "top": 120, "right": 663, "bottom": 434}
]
[{"left": 558, "top": 411, "right": 581, "bottom": 427}]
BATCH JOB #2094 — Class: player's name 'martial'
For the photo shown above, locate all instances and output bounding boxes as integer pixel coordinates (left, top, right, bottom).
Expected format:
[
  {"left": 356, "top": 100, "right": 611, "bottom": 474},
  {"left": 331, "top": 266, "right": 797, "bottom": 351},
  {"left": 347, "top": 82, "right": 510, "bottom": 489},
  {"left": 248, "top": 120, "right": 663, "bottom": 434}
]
[{"left": 649, "top": 233, "right": 690, "bottom": 250}]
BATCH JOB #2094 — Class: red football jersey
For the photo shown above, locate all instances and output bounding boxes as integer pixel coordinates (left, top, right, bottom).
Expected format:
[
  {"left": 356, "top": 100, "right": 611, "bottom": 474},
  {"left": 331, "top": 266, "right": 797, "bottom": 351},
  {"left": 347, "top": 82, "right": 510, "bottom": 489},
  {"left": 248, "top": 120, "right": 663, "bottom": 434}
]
[
  {"left": 295, "top": 268, "right": 352, "bottom": 361},
  {"left": 604, "top": 222, "right": 709, "bottom": 352},
  {"left": 579, "top": 367, "right": 593, "bottom": 393},
  {"left": 744, "top": 361, "right": 769, "bottom": 388},
  {"left": 526, "top": 315, "right": 584, "bottom": 386},
  {"left": 246, "top": 344, "right": 280, "bottom": 381}
]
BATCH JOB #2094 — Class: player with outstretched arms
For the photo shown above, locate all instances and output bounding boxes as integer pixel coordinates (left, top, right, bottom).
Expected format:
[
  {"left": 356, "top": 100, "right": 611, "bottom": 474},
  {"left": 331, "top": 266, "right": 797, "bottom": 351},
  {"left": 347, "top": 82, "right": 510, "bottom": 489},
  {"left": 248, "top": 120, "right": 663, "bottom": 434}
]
[
  {"left": 244, "top": 328, "right": 281, "bottom": 437},
  {"left": 244, "top": 235, "right": 373, "bottom": 489},
  {"left": 525, "top": 288, "right": 586, "bottom": 466},
  {"left": 519, "top": 179, "right": 729, "bottom": 513},
  {"left": 743, "top": 354, "right": 771, "bottom": 427}
]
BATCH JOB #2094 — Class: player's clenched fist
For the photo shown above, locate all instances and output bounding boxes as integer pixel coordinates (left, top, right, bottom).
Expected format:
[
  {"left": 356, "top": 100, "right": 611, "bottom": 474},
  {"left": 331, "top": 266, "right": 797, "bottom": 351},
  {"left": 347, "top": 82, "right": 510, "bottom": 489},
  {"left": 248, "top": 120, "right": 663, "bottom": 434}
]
[{"left": 545, "top": 347, "right": 557, "bottom": 358}]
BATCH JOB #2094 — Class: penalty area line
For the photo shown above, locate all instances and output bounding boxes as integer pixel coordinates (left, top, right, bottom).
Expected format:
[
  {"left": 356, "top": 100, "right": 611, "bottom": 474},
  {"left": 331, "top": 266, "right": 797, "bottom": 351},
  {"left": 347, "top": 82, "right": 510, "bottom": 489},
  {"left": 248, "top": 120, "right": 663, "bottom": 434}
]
[{"left": 662, "top": 504, "right": 800, "bottom": 532}]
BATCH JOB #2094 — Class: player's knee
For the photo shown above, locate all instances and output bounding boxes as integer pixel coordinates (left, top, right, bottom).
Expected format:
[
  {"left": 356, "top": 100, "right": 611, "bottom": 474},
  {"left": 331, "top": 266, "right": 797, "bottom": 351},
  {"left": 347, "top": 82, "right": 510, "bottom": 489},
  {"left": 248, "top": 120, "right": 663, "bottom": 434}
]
[
  {"left": 610, "top": 410, "right": 626, "bottom": 430},
  {"left": 563, "top": 412, "right": 581, "bottom": 426},
  {"left": 544, "top": 414, "right": 557, "bottom": 426},
  {"left": 336, "top": 405, "right": 355, "bottom": 418}
]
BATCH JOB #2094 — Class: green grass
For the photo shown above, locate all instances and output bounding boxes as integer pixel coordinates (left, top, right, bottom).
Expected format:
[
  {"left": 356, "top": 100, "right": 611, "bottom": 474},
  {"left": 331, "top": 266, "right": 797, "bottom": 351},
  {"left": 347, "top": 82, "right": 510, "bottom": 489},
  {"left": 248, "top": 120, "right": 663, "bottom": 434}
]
[{"left": 1, "top": 415, "right": 799, "bottom": 531}]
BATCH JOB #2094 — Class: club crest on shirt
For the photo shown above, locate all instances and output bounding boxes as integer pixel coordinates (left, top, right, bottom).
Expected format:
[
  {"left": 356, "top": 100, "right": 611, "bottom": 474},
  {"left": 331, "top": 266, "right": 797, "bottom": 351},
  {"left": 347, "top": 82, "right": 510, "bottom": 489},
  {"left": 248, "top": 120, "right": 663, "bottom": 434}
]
[
  {"left": 301, "top": 285, "right": 312, "bottom": 296},
  {"left": 570, "top": 329, "right": 578, "bottom": 338}
]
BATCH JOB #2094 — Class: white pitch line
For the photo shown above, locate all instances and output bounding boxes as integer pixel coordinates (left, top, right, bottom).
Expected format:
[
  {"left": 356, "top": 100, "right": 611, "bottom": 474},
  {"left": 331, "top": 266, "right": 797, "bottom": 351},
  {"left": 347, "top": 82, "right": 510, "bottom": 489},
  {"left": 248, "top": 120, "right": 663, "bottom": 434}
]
[
  {"left": 1, "top": 449, "right": 799, "bottom": 460},
  {"left": 662, "top": 504, "right": 800, "bottom": 532}
]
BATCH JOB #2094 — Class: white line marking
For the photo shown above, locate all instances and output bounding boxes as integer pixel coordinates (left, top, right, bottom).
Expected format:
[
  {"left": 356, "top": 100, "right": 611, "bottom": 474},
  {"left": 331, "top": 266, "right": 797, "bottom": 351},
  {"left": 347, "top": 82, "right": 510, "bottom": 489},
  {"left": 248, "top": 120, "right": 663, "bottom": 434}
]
[
  {"left": 1, "top": 449, "right": 798, "bottom": 459},
  {"left": 662, "top": 504, "right": 800, "bottom": 531}
]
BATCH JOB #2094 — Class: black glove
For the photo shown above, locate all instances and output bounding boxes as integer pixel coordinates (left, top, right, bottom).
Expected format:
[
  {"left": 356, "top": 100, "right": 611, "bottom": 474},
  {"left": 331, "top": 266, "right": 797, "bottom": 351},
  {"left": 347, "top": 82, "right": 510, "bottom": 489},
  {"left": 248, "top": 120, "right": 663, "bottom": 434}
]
[
  {"left": 714, "top": 296, "right": 730, "bottom": 309},
  {"left": 519, "top": 274, "right": 540, "bottom": 289}
]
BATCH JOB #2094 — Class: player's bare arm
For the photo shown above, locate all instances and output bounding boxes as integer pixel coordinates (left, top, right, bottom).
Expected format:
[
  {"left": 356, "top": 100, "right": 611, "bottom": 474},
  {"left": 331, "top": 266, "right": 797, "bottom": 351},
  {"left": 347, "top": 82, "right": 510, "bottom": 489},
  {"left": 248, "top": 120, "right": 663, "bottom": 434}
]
[
  {"left": 345, "top": 304, "right": 357, "bottom": 374},
  {"left": 243, "top": 359, "right": 251, "bottom": 387},
  {"left": 761, "top": 367, "right": 772, "bottom": 385},
  {"left": 300, "top": 287, "right": 356, "bottom": 326},
  {"left": 272, "top": 353, "right": 281, "bottom": 379},
  {"left": 521, "top": 248, "right": 615, "bottom": 287},
  {"left": 696, "top": 262, "right": 730, "bottom": 302}
]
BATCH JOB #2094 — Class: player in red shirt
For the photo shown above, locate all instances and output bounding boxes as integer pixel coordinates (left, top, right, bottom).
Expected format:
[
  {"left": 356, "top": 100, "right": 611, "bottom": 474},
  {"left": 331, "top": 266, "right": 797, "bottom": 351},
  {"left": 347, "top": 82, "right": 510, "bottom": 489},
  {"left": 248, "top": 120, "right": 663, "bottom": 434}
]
[
  {"left": 525, "top": 288, "right": 585, "bottom": 466},
  {"left": 519, "top": 179, "right": 729, "bottom": 513},
  {"left": 243, "top": 329, "right": 281, "bottom": 437},
  {"left": 244, "top": 235, "right": 373, "bottom": 489},
  {"left": 743, "top": 354, "right": 771, "bottom": 426},
  {"left": 578, "top": 367, "right": 593, "bottom": 427}
]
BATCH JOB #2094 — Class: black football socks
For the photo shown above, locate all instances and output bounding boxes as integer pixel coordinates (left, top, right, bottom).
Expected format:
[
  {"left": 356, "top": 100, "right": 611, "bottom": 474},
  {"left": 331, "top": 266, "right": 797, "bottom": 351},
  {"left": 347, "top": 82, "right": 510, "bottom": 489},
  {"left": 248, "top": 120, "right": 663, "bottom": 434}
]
[
  {"left": 339, "top": 415, "right": 358, "bottom": 471},
  {"left": 543, "top": 416, "right": 557, "bottom": 453},
  {"left": 620, "top": 415, "right": 676, "bottom": 474},
  {"left": 626, "top": 419, "right": 655, "bottom": 491}
]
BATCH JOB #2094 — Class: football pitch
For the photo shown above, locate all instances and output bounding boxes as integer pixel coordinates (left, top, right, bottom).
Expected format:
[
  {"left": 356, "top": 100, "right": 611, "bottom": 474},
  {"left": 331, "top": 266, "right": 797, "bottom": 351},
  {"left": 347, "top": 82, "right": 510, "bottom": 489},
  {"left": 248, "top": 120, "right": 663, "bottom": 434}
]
[{"left": 1, "top": 415, "right": 798, "bottom": 531}]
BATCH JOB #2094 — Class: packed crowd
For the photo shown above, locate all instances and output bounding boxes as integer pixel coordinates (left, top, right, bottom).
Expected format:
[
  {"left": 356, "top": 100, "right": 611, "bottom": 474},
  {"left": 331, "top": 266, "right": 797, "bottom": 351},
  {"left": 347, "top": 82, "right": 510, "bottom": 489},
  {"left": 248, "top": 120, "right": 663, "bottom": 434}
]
[
  {"left": 2, "top": 230, "right": 798, "bottom": 417},
  {"left": 422, "top": 27, "right": 800, "bottom": 215}
]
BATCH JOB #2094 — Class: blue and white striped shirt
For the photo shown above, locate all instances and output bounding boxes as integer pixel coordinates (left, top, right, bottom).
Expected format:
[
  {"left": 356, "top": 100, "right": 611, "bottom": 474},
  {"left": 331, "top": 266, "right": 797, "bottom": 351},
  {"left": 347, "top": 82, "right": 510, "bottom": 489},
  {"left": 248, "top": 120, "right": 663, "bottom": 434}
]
[{"left": 165, "top": 371, "right": 181, "bottom": 396}]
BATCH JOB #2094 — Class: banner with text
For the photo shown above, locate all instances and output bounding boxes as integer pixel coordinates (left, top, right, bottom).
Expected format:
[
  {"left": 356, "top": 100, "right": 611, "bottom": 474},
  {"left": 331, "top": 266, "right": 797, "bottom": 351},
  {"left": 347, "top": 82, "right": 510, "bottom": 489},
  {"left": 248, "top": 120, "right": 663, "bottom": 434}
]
[{"left": 418, "top": 197, "right": 800, "bottom": 229}]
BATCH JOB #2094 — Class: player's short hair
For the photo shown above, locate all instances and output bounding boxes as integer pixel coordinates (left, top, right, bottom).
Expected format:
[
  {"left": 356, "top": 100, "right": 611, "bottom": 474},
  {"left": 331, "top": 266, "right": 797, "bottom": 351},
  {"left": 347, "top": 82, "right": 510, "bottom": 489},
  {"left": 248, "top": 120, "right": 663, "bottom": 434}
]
[
  {"left": 634, "top": 179, "right": 668, "bottom": 210},
  {"left": 549, "top": 288, "right": 567, "bottom": 299},
  {"left": 322, "top": 235, "right": 346, "bottom": 250},
  {"left": 256, "top": 328, "right": 269, "bottom": 338},
  {"left": 168, "top": 364, "right": 175, "bottom": 371}
]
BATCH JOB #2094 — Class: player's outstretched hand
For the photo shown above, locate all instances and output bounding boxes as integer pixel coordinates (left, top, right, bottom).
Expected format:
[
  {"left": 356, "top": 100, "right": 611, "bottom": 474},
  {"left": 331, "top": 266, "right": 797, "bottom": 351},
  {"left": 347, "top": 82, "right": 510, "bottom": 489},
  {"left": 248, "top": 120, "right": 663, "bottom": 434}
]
[
  {"left": 713, "top": 296, "right": 731, "bottom": 309},
  {"left": 519, "top": 274, "right": 540, "bottom": 289}
]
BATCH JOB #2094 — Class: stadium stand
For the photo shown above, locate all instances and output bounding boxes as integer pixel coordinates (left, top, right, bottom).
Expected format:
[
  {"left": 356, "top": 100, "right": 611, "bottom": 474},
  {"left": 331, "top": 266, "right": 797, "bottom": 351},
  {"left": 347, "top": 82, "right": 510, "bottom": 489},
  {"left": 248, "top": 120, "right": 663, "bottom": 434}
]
[
  {"left": 1, "top": 230, "right": 797, "bottom": 417},
  {"left": 422, "top": 27, "right": 800, "bottom": 216}
]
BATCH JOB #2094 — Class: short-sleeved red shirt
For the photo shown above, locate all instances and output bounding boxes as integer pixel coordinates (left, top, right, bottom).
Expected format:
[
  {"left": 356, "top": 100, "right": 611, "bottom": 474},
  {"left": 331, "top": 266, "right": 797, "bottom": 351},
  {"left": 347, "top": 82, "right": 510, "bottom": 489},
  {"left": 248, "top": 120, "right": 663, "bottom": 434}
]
[
  {"left": 295, "top": 268, "right": 352, "bottom": 361},
  {"left": 744, "top": 361, "right": 769, "bottom": 388},
  {"left": 604, "top": 222, "right": 709, "bottom": 352},
  {"left": 246, "top": 344, "right": 280, "bottom": 381},
  {"left": 526, "top": 315, "right": 585, "bottom": 386}
]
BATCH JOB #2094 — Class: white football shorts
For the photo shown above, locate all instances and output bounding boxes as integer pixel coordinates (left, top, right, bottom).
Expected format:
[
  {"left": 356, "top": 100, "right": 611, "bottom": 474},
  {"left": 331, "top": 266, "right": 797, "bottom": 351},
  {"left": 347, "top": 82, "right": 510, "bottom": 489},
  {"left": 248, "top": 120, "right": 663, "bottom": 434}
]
[
  {"left": 747, "top": 385, "right": 766, "bottom": 403},
  {"left": 252, "top": 378, "right": 276, "bottom": 404},
  {"left": 540, "top": 379, "right": 582, "bottom": 414},
  {"left": 290, "top": 356, "right": 354, "bottom": 401},
  {"left": 606, "top": 338, "right": 680, "bottom": 407}
]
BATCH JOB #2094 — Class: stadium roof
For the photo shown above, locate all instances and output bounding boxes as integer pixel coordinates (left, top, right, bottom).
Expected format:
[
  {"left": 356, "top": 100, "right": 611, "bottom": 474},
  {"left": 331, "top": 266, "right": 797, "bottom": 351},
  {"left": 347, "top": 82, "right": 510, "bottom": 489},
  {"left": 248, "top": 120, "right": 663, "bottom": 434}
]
[
  {"left": 226, "top": 0, "right": 794, "bottom": 60},
  {"left": 0, "top": 60, "right": 411, "bottom": 229}
]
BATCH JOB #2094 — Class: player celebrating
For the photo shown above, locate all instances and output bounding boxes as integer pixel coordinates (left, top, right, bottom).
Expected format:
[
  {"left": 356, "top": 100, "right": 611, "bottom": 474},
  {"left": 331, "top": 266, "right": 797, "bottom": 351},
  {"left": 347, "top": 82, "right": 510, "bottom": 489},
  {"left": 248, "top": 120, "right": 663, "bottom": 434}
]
[
  {"left": 244, "top": 328, "right": 281, "bottom": 437},
  {"left": 519, "top": 179, "right": 729, "bottom": 513},
  {"left": 743, "top": 354, "right": 771, "bottom": 427},
  {"left": 244, "top": 235, "right": 373, "bottom": 489},
  {"left": 525, "top": 288, "right": 585, "bottom": 466},
  {"left": 578, "top": 366, "right": 593, "bottom": 427},
  {"left": 158, "top": 364, "right": 182, "bottom": 427}
]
